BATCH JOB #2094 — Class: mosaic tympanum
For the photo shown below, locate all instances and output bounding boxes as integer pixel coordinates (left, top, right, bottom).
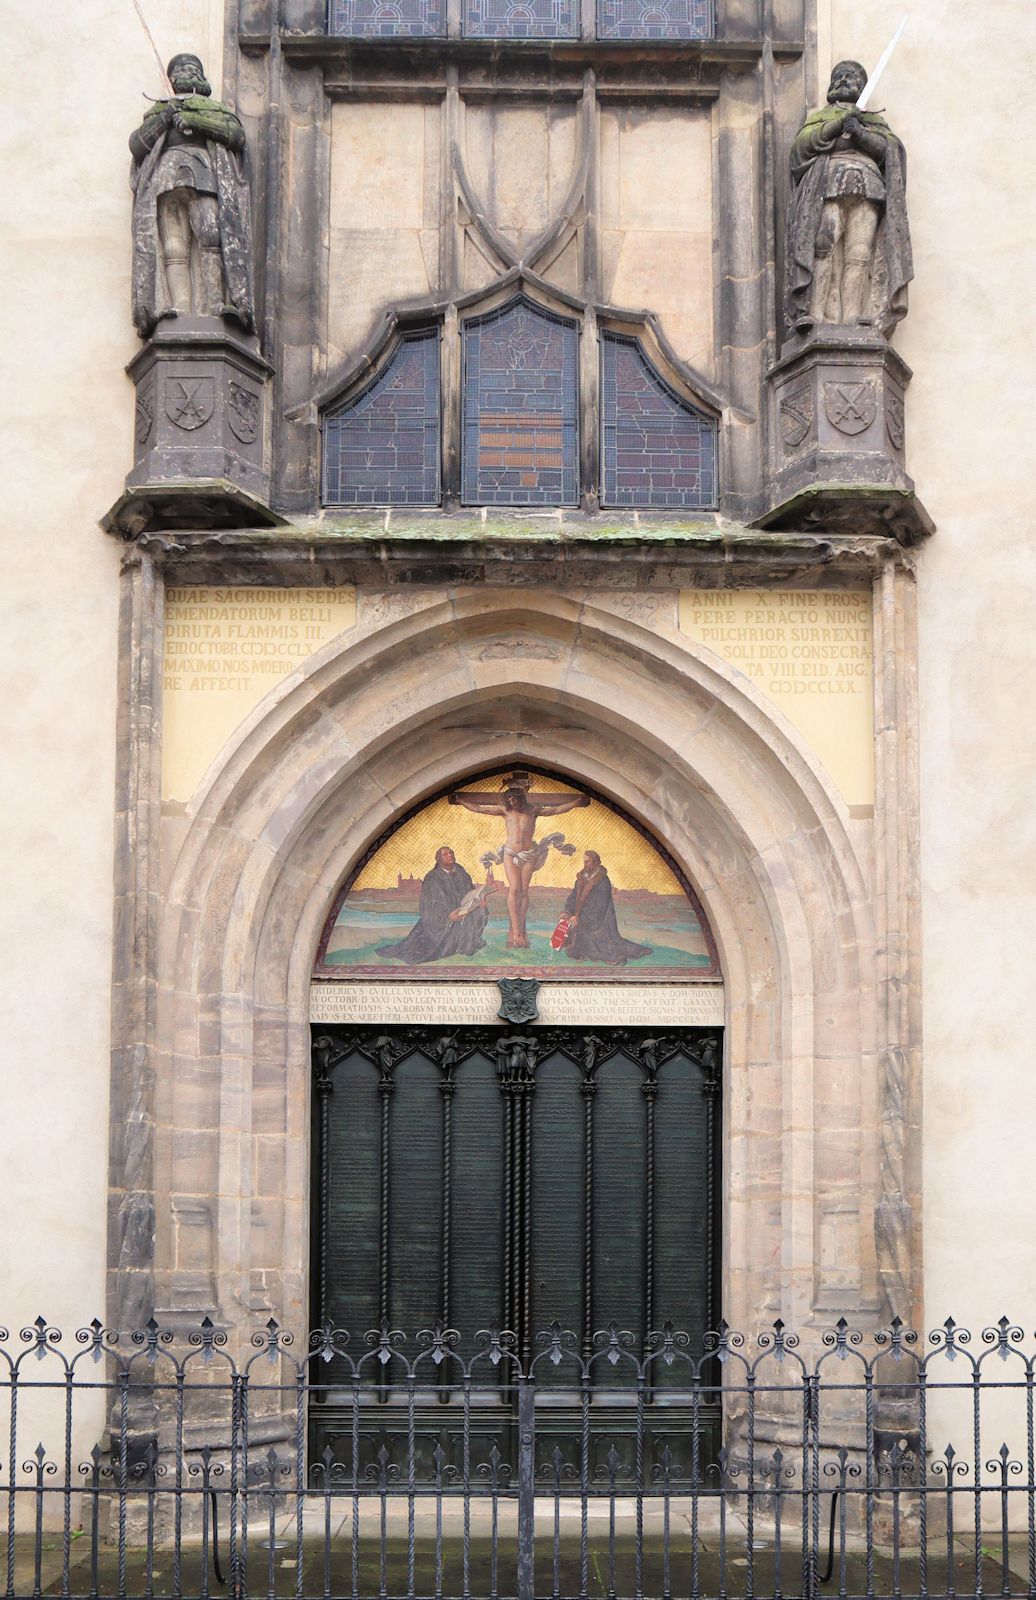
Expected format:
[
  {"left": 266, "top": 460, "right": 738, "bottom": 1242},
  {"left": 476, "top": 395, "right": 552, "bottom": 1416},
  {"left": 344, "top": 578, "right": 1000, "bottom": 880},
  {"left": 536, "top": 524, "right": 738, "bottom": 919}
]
[{"left": 315, "top": 770, "right": 718, "bottom": 980}]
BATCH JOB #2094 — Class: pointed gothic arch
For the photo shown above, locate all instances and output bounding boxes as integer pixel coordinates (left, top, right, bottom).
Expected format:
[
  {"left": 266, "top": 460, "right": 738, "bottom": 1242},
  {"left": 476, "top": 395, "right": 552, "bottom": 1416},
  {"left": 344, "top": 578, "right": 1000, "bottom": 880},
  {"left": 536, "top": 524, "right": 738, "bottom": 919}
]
[{"left": 141, "top": 590, "right": 894, "bottom": 1356}]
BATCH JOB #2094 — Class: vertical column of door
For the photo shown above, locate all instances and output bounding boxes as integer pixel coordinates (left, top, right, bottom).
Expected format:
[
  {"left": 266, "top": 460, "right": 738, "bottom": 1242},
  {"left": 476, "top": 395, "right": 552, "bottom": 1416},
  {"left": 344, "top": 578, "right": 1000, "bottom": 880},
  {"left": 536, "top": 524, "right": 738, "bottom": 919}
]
[
  {"left": 521, "top": 1087, "right": 534, "bottom": 1367},
  {"left": 580, "top": 1043, "right": 599, "bottom": 1363},
  {"left": 641, "top": 1040, "right": 659, "bottom": 1348},
  {"left": 701, "top": 1037, "right": 721, "bottom": 1331},
  {"left": 313, "top": 1043, "right": 334, "bottom": 1328},
  {"left": 438, "top": 1043, "right": 457, "bottom": 1332},
  {"left": 502, "top": 1086, "right": 514, "bottom": 1338},
  {"left": 498, "top": 1040, "right": 537, "bottom": 1362},
  {"left": 375, "top": 1042, "right": 395, "bottom": 1400},
  {"left": 438, "top": 1043, "right": 455, "bottom": 1404}
]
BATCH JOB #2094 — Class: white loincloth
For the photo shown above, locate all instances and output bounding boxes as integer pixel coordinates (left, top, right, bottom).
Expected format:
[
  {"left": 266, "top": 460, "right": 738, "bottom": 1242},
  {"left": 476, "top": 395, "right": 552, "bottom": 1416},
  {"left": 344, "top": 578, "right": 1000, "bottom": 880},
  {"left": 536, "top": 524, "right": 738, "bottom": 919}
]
[{"left": 481, "top": 833, "right": 576, "bottom": 872}]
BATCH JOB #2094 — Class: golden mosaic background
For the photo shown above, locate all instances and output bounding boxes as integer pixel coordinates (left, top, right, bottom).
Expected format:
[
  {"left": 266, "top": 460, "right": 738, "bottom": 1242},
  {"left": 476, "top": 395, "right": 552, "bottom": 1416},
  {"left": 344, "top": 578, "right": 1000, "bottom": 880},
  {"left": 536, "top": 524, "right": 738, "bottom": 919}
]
[{"left": 352, "top": 773, "right": 683, "bottom": 895}]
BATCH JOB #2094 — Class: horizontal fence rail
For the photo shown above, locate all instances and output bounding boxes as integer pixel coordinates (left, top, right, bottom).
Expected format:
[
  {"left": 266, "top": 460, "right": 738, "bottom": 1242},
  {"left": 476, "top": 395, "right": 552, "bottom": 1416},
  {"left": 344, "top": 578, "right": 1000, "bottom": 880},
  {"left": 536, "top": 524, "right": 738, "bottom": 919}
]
[{"left": 2, "top": 1316, "right": 1036, "bottom": 1599}]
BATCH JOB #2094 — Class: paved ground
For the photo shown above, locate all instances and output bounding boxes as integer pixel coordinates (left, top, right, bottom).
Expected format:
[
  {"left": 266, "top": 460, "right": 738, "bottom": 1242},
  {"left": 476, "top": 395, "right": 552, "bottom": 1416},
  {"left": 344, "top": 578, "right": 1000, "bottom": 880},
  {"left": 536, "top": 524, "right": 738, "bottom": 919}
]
[{"left": 0, "top": 1499, "right": 1025, "bottom": 1597}]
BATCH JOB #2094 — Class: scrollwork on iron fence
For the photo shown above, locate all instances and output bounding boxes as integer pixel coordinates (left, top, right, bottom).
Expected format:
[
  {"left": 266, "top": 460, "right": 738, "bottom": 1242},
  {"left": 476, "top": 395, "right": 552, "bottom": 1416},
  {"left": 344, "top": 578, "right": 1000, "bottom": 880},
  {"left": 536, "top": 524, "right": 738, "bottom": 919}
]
[{"left": 1, "top": 1315, "right": 1036, "bottom": 1598}]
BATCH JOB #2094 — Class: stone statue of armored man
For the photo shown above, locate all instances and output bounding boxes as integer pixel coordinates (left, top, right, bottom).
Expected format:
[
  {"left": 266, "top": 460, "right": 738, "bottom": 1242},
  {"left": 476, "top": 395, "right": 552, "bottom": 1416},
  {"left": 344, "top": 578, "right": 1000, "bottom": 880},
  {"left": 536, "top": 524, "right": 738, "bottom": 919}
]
[
  {"left": 129, "top": 53, "right": 255, "bottom": 338},
  {"left": 785, "top": 58, "right": 913, "bottom": 339}
]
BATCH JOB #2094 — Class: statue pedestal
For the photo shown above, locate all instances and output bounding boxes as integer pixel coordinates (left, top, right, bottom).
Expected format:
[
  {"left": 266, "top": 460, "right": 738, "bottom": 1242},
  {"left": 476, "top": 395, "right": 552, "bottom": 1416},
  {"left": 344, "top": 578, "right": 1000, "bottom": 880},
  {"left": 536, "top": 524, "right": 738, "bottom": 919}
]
[
  {"left": 109, "top": 317, "right": 277, "bottom": 533},
  {"left": 760, "top": 329, "right": 932, "bottom": 543}
]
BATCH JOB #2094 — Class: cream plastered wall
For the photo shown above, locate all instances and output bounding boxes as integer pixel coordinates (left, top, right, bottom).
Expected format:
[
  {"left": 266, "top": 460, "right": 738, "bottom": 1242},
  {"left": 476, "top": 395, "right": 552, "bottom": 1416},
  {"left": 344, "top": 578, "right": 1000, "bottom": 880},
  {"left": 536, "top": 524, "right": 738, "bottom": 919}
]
[
  {"left": 824, "top": 0, "right": 1036, "bottom": 1334},
  {"left": 825, "top": 0, "right": 1036, "bottom": 1492},
  {"left": 0, "top": 0, "right": 223, "bottom": 1414}
]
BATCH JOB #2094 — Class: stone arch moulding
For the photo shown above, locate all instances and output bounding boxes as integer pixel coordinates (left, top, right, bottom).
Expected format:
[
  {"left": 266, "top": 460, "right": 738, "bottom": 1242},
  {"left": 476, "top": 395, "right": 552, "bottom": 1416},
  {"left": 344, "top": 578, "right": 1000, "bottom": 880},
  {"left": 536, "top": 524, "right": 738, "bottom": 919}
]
[{"left": 142, "top": 589, "right": 900, "bottom": 1352}]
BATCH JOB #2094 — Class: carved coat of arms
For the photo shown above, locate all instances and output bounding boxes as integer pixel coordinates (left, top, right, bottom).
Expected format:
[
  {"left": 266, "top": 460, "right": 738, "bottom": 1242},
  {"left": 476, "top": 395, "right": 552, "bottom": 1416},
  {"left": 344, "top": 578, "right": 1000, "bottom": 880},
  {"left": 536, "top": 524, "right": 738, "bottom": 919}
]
[
  {"left": 779, "top": 385, "right": 814, "bottom": 450},
  {"left": 886, "top": 391, "right": 905, "bottom": 450},
  {"left": 497, "top": 978, "right": 541, "bottom": 1025},
  {"left": 165, "top": 376, "right": 215, "bottom": 431},
  {"left": 824, "top": 380, "right": 877, "bottom": 436},
  {"left": 227, "top": 380, "right": 259, "bottom": 444},
  {"left": 135, "top": 387, "right": 154, "bottom": 445}
]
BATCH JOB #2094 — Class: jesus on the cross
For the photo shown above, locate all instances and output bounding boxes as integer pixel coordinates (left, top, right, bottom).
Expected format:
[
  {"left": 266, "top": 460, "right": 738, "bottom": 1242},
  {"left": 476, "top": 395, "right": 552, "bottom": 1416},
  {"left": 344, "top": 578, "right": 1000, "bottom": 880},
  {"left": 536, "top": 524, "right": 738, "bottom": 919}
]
[{"left": 448, "top": 771, "right": 591, "bottom": 949}]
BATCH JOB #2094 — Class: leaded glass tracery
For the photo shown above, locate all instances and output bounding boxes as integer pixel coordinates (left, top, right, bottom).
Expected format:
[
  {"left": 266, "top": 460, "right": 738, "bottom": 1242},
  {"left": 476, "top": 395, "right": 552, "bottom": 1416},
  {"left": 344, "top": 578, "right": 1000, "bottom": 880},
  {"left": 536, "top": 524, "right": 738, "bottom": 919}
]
[
  {"left": 465, "top": 0, "right": 578, "bottom": 39},
  {"left": 328, "top": 0, "right": 445, "bottom": 36},
  {"left": 597, "top": 0, "right": 710, "bottom": 38},
  {"left": 601, "top": 332, "right": 716, "bottom": 508},
  {"left": 322, "top": 330, "right": 441, "bottom": 507},
  {"left": 462, "top": 298, "right": 579, "bottom": 507}
]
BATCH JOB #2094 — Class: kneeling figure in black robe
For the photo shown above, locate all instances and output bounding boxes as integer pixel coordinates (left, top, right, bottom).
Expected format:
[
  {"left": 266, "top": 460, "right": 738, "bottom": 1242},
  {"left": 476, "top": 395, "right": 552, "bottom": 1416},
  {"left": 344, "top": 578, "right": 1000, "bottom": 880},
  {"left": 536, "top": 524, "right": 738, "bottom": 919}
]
[
  {"left": 377, "top": 847, "right": 489, "bottom": 964},
  {"left": 563, "top": 852, "right": 651, "bottom": 966}
]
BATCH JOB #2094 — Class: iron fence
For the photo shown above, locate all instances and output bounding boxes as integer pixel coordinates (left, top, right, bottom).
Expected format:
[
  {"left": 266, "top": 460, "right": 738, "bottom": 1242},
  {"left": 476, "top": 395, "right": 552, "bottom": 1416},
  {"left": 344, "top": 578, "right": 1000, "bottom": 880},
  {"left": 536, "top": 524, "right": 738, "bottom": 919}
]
[{"left": 2, "top": 1315, "right": 1036, "bottom": 1599}]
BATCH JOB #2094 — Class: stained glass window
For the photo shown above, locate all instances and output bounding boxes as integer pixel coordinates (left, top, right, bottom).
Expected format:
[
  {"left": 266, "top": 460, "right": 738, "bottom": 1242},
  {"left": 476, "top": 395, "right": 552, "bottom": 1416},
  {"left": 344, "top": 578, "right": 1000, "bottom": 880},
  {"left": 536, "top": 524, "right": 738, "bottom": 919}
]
[
  {"left": 597, "top": 0, "right": 710, "bottom": 37},
  {"left": 328, "top": 0, "right": 445, "bottom": 36},
  {"left": 462, "top": 298, "right": 579, "bottom": 507},
  {"left": 322, "top": 330, "right": 441, "bottom": 507},
  {"left": 601, "top": 332, "right": 717, "bottom": 509},
  {"left": 465, "top": 0, "right": 578, "bottom": 39}
]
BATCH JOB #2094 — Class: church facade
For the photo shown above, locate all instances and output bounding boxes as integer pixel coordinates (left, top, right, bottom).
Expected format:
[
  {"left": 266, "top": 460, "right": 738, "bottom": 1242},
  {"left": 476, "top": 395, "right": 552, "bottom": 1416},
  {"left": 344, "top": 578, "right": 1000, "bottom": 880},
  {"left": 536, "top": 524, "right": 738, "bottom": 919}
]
[{"left": 3, "top": 0, "right": 1035, "bottom": 1498}]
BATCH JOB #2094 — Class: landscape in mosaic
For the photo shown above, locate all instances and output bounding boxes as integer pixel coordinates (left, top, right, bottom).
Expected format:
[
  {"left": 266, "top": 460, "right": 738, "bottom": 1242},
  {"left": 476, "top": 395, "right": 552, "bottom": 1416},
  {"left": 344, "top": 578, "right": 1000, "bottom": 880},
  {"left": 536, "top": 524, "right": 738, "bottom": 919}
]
[{"left": 315, "top": 770, "right": 718, "bottom": 980}]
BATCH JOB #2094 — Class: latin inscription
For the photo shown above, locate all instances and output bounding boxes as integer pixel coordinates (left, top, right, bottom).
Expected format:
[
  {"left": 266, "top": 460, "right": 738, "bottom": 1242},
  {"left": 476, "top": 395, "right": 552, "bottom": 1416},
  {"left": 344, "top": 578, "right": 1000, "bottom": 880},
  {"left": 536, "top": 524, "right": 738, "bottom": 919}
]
[
  {"left": 310, "top": 981, "right": 724, "bottom": 1027},
  {"left": 162, "top": 586, "right": 357, "bottom": 802},
  {"left": 678, "top": 588, "right": 874, "bottom": 808}
]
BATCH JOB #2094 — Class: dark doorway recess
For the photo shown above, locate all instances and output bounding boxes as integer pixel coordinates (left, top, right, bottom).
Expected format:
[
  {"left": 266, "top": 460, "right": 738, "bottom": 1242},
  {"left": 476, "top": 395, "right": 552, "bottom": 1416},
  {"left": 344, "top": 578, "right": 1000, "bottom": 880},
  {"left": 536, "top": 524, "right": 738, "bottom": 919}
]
[{"left": 310, "top": 1023, "right": 722, "bottom": 1481}]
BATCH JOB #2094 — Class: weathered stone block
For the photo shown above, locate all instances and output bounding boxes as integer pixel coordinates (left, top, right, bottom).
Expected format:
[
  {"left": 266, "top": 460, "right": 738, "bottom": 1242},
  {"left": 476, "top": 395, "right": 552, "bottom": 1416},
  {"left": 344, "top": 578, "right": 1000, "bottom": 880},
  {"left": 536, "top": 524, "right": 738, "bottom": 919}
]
[
  {"left": 125, "top": 316, "right": 272, "bottom": 503},
  {"left": 767, "top": 329, "right": 912, "bottom": 500},
  {"left": 761, "top": 329, "right": 933, "bottom": 540}
]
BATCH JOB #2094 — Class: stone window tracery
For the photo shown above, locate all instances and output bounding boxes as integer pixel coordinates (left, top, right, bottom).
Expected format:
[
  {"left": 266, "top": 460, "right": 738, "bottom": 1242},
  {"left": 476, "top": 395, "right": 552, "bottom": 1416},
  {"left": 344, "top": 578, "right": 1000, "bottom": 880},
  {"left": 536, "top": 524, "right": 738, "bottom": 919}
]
[
  {"left": 327, "top": 0, "right": 710, "bottom": 36},
  {"left": 320, "top": 315, "right": 719, "bottom": 511},
  {"left": 464, "top": 0, "right": 578, "bottom": 38},
  {"left": 461, "top": 297, "right": 579, "bottom": 507},
  {"left": 328, "top": 0, "right": 445, "bottom": 35},
  {"left": 596, "top": 0, "right": 710, "bottom": 37},
  {"left": 322, "top": 329, "right": 441, "bottom": 507},
  {"left": 600, "top": 331, "right": 717, "bottom": 509}
]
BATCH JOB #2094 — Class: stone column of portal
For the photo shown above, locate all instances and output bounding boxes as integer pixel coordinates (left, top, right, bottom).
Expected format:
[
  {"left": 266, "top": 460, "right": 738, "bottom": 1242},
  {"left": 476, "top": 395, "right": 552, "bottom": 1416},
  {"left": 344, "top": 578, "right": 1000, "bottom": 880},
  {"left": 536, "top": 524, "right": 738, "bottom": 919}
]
[{"left": 108, "top": 545, "right": 164, "bottom": 1492}]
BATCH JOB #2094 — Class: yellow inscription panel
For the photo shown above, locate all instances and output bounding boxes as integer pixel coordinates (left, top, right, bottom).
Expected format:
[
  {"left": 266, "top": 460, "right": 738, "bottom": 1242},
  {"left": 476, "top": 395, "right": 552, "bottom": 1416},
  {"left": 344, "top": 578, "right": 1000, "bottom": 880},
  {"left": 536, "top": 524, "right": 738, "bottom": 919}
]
[
  {"left": 678, "top": 588, "right": 874, "bottom": 808},
  {"left": 162, "top": 586, "right": 357, "bottom": 803}
]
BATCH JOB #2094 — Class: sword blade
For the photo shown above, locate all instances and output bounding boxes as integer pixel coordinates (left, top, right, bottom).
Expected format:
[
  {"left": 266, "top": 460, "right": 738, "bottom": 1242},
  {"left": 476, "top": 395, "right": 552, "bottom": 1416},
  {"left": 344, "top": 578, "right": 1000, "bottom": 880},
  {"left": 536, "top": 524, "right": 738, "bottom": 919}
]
[
  {"left": 130, "top": 0, "right": 173, "bottom": 95},
  {"left": 856, "top": 14, "right": 908, "bottom": 110}
]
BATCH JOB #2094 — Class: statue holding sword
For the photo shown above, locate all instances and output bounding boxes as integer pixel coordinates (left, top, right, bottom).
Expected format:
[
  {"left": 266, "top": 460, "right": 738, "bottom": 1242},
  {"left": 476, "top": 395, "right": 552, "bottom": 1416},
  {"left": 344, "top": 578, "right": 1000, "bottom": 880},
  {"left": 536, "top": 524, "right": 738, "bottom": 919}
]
[
  {"left": 129, "top": 53, "right": 255, "bottom": 337},
  {"left": 785, "top": 28, "right": 913, "bottom": 338}
]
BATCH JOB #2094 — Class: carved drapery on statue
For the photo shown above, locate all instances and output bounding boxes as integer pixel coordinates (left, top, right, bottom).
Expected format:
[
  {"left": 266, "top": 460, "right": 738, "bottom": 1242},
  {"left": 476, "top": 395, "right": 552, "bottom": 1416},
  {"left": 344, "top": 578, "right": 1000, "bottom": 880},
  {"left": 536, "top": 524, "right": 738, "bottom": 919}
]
[
  {"left": 784, "top": 59, "right": 912, "bottom": 339},
  {"left": 129, "top": 54, "right": 255, "bottom": 337}
]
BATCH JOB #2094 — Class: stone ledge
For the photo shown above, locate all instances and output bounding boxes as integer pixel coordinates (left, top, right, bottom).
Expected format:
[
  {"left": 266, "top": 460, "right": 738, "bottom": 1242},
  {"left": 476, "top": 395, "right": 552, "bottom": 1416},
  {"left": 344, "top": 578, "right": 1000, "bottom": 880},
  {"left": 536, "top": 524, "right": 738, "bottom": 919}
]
[
  {"left": 101, "top": 481, "right": 288, "bottom": 539},
  {"left": 106, "top": 517, "right": 914, "bottom": 587},
  {"left": 753, "top": 484, "right": 936, "bottom": 547}
]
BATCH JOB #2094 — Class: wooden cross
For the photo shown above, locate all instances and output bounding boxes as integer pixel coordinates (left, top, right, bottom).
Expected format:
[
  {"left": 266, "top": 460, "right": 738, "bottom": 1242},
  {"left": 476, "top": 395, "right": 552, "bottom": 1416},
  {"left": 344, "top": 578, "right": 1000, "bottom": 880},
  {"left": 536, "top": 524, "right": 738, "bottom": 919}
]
[{"left": 451, "top": 771, "right": 584, "bottom": 808}]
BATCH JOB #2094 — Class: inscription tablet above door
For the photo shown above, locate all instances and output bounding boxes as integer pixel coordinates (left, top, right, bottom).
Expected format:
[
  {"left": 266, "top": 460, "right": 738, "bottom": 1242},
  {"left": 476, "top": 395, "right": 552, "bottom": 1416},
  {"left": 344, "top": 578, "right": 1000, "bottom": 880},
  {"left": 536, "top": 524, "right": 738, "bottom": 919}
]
[{"left": 314, "top": 769, "right": 719, "bottom": 982}]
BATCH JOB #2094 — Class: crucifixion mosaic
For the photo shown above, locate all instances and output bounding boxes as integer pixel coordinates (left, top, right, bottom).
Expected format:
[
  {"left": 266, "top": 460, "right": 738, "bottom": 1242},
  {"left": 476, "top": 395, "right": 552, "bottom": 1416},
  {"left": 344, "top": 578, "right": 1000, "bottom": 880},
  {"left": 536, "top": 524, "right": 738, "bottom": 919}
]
[{"left": 315, "top": 769, "right": 719, "bottom": 980}]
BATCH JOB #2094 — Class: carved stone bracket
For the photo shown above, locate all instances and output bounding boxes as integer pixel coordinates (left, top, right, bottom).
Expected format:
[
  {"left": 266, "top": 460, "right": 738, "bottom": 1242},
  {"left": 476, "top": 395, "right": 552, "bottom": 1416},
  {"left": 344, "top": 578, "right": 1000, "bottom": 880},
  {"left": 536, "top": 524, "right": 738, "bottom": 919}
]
[
  {"left": 762, "top": 330, "right": 933, "bottom": 544},
  {"left": 107, "top": 316, "right": 276, "bottom": 534}
]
